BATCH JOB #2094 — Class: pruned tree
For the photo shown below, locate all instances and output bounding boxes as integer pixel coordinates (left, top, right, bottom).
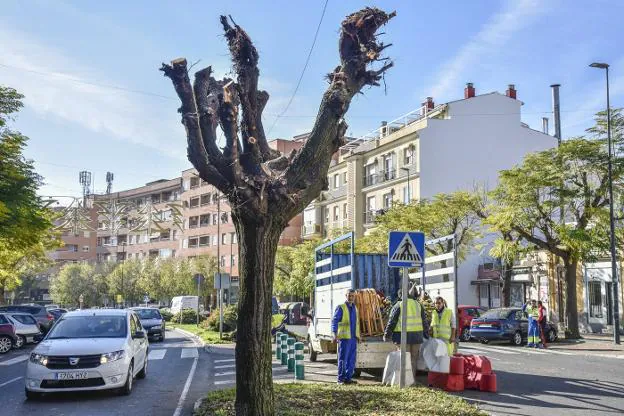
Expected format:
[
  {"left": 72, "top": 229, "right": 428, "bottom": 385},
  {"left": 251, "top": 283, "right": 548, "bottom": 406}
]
[{"left": 160, "top": 8, "right": 395, "bottom": 415}]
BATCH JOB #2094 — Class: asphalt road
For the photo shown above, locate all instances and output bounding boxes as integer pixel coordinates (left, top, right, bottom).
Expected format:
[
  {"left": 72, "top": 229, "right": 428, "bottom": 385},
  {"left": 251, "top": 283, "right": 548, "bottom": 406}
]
[
  {"left": 456, "top": 342, "right": 624, "bottom": 416},
  {"left": 0, "top": 328, "right": 213, "bottom": 416}
]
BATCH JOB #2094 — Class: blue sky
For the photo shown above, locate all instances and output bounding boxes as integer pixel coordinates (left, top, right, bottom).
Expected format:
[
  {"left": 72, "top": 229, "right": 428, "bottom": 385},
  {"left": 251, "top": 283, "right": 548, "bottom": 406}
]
[{"left": 1, "top": 0, "right": 622, "bottom": 197}]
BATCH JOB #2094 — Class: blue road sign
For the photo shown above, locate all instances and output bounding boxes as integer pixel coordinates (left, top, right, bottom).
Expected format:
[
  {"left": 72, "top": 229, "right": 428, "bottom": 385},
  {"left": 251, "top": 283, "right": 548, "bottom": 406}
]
[{"left": 388, "top": 231, "right": 425, "bottom": 267}]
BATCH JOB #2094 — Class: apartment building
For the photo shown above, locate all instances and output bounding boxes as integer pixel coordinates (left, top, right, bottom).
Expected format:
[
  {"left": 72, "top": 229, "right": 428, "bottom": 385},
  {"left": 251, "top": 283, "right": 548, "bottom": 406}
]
[{"left": 302, "top": 83, "right": 556, "bottom": 306}]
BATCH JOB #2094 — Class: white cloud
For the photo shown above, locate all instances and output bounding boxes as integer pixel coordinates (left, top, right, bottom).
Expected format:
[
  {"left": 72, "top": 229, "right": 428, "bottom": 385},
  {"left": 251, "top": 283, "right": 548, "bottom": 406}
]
[
  {"left": 429, "top": 0, "right": 548, "bottom": 100},
  {"left": 0, "top": 25, "right": 187, "bottom": 160}
]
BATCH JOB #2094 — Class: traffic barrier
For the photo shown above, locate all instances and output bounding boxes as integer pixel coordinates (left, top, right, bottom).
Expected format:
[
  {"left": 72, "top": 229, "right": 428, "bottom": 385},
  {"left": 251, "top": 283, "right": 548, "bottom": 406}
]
[
  {"left": 480, "top": 373, "right": 498, "bottom": 392},
  {"left": 449, "top": 355, "right": 464, "bottom": 375},
  {"left": 427, "top": 371, "right": 448, "bottom": 388},
  {"left": 445, "top": 374, "right": 465, "bottom": 392},
  {"left": 294, "top": 342, "right": 305, "bottom": 380},
  {"left": 276, "top": 332, "right": 282, "bottom": 360},
  {"left": 280, "top": 334, "right": 288, "bottom": 365},
  {"left": 287, "top": 337, "right": 295, "bottom": 372}
]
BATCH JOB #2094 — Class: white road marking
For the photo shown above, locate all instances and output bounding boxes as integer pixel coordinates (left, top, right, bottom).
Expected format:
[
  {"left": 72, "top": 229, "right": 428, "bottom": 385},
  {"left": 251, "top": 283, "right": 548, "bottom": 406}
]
[
  {"left": 214, "top": 364, "right": 235, "bottom": 369},
  {"left": 460, "top": 345, "right": 518, "bottom": 355},
  {"left": 172, "top": 331, "right": 201, "bottom": 416},
  {"left": 214, "top": 379, "right": 235, "bottom": 385},
  {"left": 0, "top": 376, "right": 23, "bottom": 388},
  {"left": 0, "top": 354, "right": 29, "bottom": 366},
  {"left": 148, "top": 349, "right": 166, "bottom": 360},
  {"left": 181, "top": 348, "right": 198, "bottom": 359},
  {"left": 215, "top": 371, "right": 236, "bottom": 377},
  {"left": 214, "top": 358, "right": 235, "bottom": 363}
]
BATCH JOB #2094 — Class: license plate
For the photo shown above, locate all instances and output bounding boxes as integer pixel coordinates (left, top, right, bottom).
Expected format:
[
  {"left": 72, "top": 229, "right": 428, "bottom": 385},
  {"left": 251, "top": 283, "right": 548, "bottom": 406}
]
[
  {"left": 56, "top": 372, "right": 88, "bottom": 380},
  {"left": 479, "top": 324, "right": 492, "bottom": 328}
]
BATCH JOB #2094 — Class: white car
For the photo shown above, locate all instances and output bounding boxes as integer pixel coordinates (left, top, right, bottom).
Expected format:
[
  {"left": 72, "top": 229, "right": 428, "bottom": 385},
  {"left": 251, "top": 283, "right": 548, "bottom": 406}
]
[
  {"left": 25, "top": 309, "right": 149, "bottom": 399},
  {"left": 0, "top": 313, "right": 41, "bottom": 348}
]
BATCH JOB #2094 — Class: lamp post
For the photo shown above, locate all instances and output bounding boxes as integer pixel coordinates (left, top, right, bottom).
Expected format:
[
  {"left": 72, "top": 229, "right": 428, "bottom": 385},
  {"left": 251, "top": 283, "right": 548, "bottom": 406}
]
[
  {"left": 590, "top": 62, "right": 620, "bottom": 344},
  {"left": 400, "top": 167, "right": 411, "bottom": 203},
  {"left": 118, "top": 242, "right": 126, "bottom": 308}
]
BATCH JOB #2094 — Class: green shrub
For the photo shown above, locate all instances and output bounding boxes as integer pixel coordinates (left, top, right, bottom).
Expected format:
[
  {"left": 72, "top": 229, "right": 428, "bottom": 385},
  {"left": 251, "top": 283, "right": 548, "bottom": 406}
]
[
  {"left": 160, "top": 309, "right": 174, "bottom": 322},
  {"left": 206, "top": 305, "right": 238, "bottom": 332},
  {"left": 172, "top": 308, "right": 203, "bottom": 324}
]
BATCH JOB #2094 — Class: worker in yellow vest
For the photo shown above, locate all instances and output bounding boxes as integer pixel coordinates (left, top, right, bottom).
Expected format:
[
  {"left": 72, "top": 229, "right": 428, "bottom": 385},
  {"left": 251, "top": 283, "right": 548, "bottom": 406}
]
[
  {"left": 429, "top": 296, "right": 456, "bottom": 356},
  {"left": 383, "top": 290, "right": 428, "bottom": 383},
  {"left": 331, "top": 289, "right": 360, "bottom": 384}
]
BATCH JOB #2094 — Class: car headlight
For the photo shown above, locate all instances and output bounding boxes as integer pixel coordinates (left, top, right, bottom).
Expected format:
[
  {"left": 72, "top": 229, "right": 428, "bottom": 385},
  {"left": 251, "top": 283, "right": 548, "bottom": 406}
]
[
  {"left": 100, "top": 350, "right": 125, "bottom": 364},
  {"left": 30, "top": 353, "right": 48, "bottom": 366}
]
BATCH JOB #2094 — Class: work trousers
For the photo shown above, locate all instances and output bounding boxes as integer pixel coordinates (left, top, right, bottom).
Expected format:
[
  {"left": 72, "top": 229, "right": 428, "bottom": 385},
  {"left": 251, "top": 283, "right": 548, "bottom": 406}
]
[
  {"left": 527, "top": 319, "right": 540, "bottom": 345},
  {"left": 337, "top": 338, "right": 357, "bottom": 382}
]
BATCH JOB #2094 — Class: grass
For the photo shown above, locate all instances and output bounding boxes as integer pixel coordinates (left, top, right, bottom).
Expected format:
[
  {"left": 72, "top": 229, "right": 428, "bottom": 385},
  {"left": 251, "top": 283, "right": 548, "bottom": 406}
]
[
  {"left": 194, "top": 383, "right": 486, "bottom": 416},
  {"left": 170, "top": 323, "right": 233, "bottom": 344}
]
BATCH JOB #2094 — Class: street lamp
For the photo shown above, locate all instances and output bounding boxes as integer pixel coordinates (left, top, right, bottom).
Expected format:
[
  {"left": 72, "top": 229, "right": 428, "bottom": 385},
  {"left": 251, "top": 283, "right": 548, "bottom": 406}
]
[
  {"left": 590, "top": 62, "right": 620, "bottom": 344},
  {"left": 400, "top": 167, "right": 411, "bottom": 203},
  {"left": 118, "top": 242, "right": 126, "bottom": 308}
]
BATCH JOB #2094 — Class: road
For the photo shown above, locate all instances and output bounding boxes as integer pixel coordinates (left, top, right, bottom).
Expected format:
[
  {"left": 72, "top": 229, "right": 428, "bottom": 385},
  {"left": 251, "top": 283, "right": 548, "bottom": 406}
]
[
  {"left": 0, "top": 328, "right": 214, "bottom": 416},
  {"left": 456, "top": 342, "right": 624, "bottom": 416}
]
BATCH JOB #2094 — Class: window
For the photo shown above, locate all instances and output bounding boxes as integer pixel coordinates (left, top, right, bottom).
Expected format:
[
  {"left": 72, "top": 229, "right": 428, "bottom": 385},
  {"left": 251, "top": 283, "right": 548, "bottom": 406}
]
[
  {"left": 221, "top": 256, "right": 226, "bottom": 267},
  {"left": 383, "top": 192, "right": 393, "bottom": 209},
  {"left": 343, "top": 203, "right": 348, "bottom": 219},
  {"left": 188, "top": 237, "right": 199, "bottom": 248},
  {"left": 201, "top": 193, "right": 211, "bottom": 206},
  {"left": 82, "top": 246, "right": 90, "bottom": 252},
  {"left": 403, "top": 186, "right": 410, "bottom": 204},
  {"left": 404, "top": 146, "right": 414, "bottom": 165},
  {"left": 231, "top": 232, "right": 237, "bottom": 244},
  {"left": 364, "top": 163, "right": 377, "bottom": 186},
  {"left": 383, "top": 153, "right": 394, "bottom": 179},
  {"left": 97, "top": 237, "right": 102, "bottom": 247},
  {"left": 334, "top": 174, "right": 340, "bottom": 189},
  {"left": 189, "top": 197, "right": 200, "bottom": 208},
  {"left": 324, "top": 207, "right": 329, "bottom": 223},
  {"left": 66, "top": 244, "right": 78, "bottom": 252},
  {"left": 333, "top": 206, "right": 339, "bottom": 221},
  {"left": 98, "top": 221, "right": 105, "bottom": 230},
  {"left": 130, "top": 314, "right": 138, "bottom": 334},
  {"left": 212, "top": 213, "right": 218, "bottom": 225},
  {"left": 200, "top": 214, "right": 210, "bottom": 227},
  {"left": 366, "top": 196, "right": 376, "bottom": 212},
  {"left": 230, "top": 255, "right": 236, "bottom": 266},
  {"left": 190, "top": 177, "right": 200, "bottom": 188},
  {"left": 83, "top": 231, "right": 90, "bottom": 238},
  {"left": 342, "top": 172, "right": 347, "bottom": 185},
  {"left": 221, "top": 212, "right": 229, "bottom": 224},
  {"left": 151, "top": 193, "right": 161, "bottom": 204},
  {"left": 212, "top": 235, "right": 218, "bottom": 246},
  {"left": 222, "top": 233, "right": 227, "bottom": 244},
  {"left": 162, "top": 191, "right": 172, "bottom": 201},
  {"left": 199, "top": 236, "right": 210, "bottom": 246},
  {"left": 589, "top": 281, "right": 603, "bottom": 318},
  {"left": 189, "top": 216, "right": 199, "bottom": 228}
]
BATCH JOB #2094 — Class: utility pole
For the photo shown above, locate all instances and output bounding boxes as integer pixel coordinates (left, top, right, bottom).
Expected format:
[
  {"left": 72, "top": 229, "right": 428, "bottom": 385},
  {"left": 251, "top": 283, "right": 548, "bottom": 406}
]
[{"left": 217, "top": 195, "right": 223, "bottom": 339}]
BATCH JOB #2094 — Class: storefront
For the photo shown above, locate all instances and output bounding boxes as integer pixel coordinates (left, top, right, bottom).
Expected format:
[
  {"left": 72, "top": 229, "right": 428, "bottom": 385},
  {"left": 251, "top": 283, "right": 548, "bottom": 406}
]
[{"left": 584, "top": 262, "right": 614, "bottom": 332}]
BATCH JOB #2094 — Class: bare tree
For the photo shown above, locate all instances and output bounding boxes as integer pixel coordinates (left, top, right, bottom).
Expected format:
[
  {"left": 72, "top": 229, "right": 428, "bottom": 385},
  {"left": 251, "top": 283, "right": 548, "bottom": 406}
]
[{"left": 161, "top": 8, "right": 395, "bottom": 415}]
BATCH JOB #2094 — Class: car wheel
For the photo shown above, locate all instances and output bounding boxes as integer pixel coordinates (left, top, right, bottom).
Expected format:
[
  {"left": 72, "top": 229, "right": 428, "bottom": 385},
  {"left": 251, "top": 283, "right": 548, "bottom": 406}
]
[
  {"left": 137, "top": 356, "right": 147, "bottom": 379},
  {"left": 308, "top": 338, "right": 317, "bottom": 362},
  {"left": 160, "top": 332, "right": 165, "bottom": 342},
  {"left": 479, "top": 339, "right": 489, "bottom": 344},
  {"left": 15, "top": 335, "right": 25, "bottom": 349},
  {"left": 460, "top": 327, "right": 471, "bottom": 342},
  {"left": 119, "top": 362, "right": 134, "bottom": 396},
  {"left": 512, "top": 331, "right": 523, "bottom": 346},
  {"left": 25, "top": 388, "right": 41, "bottom": 400},
  {"left": 0, "top": 336, "right": 12, "bottom": 354},
  {"left": 548, "top": 329, "right": 557, "bottom": 343}
]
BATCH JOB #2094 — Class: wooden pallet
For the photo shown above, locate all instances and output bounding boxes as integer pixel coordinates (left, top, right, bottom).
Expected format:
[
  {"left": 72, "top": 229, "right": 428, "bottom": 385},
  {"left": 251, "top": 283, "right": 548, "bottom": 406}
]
[{"left": 354, "top": 289, "right": 386, "bottom": 337}]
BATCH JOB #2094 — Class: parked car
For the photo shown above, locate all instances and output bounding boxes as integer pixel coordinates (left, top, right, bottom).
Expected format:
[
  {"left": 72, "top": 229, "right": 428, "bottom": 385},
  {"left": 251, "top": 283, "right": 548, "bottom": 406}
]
[
  {"left": 470, "top": 307, "right": 558, "bottom": 346},
  {"left": 286, "top": 302, "right": 310, "bottom": 325},
  {"left": 0, "top": 314, "right": 17, "bottom": 354},
  {"left": 48, "top": 308, "right": 68, "bottom": 320},
  {"left": 45, "top": 305, "right": 60, "bottom": 311},
  {"left": 272, "top": 297, "right": 279, "bottom": 315},
  {"left": 130, "top": 307, "right": 165, "bottom": 342},
  {"left": 0, "top": 305, "right": 55, "bottom": 333},
  {"left": 25, "top": 309, "right": 149, "bottom": 399},
  {"left": 457, "top": 305, "right": 488, "bottom": 342},
  {"left": 1, "top": 313, "right": 41, "bottom": 348}
]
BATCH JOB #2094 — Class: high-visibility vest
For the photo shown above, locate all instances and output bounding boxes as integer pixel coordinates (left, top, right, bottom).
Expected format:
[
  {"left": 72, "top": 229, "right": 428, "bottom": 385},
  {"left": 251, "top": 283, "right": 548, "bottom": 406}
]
[
  {"left": 337, "top": 303, "right": 360, "bottom": 339},
  {"left": 432, "top": 308, "right": 453, "bottom": 340},
  {"left": 393, "top": 299, "right": 424, "bottom": 333},
  {"left": 526, "top": 306, "right": 539, "bottom": 319}
]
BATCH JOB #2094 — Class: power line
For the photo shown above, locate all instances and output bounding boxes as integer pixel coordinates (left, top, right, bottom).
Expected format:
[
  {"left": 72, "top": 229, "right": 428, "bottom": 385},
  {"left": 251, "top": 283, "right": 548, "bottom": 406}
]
[{"left": 266, "top": 0, "right": 329, "bottom": 135}]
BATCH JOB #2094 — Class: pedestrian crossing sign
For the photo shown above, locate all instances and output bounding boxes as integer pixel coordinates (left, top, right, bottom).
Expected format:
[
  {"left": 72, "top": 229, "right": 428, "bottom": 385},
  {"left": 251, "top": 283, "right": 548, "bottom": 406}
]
[{"left": 388, "top": 231, "right": 425, "bottom": 267}]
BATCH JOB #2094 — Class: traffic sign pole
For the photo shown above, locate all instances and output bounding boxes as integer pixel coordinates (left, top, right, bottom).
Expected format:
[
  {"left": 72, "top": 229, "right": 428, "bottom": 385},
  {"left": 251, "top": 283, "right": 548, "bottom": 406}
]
[{"left": 400, "top": 266, "right": 408, "bottom": 389}]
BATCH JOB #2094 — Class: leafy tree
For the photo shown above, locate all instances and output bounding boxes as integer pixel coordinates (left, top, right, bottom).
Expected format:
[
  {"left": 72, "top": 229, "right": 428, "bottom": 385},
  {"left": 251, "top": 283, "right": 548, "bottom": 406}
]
[
  {"left": 486, "top": 115, "right": 624, "bottom": 338},
  {"left": 50, "top": 263, "right": 106, "bottom": 307},
  {"left": 161, "top": 9, "right": 395, "bottom": 414},
  {"left": 274, "top": 238, "right": 319, "bottom": 301}
]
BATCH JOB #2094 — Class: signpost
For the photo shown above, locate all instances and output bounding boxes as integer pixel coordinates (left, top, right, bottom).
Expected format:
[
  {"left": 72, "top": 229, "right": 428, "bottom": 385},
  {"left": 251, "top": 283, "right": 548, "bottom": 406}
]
[
  {"left": 388, "top": 231, "right": 425, "bottom": 389},
  {"left": 194, "top": 274, "right": 204, "bottom": 327},
  {"left": 214, "top": 272, "right": 231, "bottom": 339},
  {"left": 79, "top": 294, "right": 84, "bottom": 310}
]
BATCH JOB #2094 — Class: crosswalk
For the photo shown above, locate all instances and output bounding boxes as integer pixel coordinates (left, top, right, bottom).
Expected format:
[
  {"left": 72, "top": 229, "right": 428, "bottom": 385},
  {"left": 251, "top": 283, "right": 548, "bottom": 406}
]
[
  {"left": 211, "top": 357, "right": 293, "bottom": 386},
  {"left": 459, "top": 343, "right": 573, "bottom": 357},
  {"left": 147, "top": 347, "right": 198, "bottom": 360}
]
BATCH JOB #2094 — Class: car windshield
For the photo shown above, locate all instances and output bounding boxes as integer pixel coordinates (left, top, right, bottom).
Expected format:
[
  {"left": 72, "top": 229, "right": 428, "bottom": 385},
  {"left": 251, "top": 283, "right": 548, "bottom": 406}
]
[
  {"left": 47, "top": 315, "right": 127, "bottom": 339},
  {"left": 480, "top": 309, "right": 513, "bottom": 319},
  {"left": 11, "top": 314, "right": 37, "bottom": 325},
  {"left": 134, "top": 309, "right": 162, "bottom": 320}
]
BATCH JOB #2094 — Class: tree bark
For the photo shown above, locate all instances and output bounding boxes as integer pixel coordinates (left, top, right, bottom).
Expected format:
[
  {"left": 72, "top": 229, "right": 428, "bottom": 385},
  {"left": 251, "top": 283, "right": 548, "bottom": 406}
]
[
  {"left": 502, "top": 262, "right": 513, "bottom": 307},
  {"left": 563, "top": 256, "right": 580, "bottom": 338},
  {"left": 232, "top": 213, "right": 284, "bottom": 416}
]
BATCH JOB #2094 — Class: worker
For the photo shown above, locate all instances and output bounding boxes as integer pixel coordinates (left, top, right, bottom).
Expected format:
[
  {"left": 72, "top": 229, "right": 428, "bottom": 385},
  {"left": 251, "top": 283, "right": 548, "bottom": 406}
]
[
  {"left": 331, "top": 288, "right": 360, "bottom": 384},
  {"left": 383, "top": 289, "right": 429, "bottom": 383},
  {"left": 537, "top": 300, "right": 547, "bottom": 348},
  {"left": 429, "top": 296, "right": 456, "bottom": 356},
  {"left": 523, "top": 299, "right": 540, "bottom": 348}
]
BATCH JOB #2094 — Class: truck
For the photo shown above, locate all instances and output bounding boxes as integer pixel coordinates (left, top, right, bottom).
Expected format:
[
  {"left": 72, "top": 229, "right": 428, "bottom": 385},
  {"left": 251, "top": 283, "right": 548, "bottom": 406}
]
[
  {"left": 307, "top": 232, "right": 401, "bottom": 375},
  {"left": 170, "top": 296, "right": 199, "bottom": 315}
]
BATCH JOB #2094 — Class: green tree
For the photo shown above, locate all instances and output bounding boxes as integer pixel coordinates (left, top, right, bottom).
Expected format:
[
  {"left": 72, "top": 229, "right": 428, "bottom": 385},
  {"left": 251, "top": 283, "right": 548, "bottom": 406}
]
[
  {"left": 486, "top": 116, "right": 624, "bottom": 338},
  {"left": 274, "top": 238, "right": 319, "bottom": 301},
  {"left": 50, "top": 263, "right": 106, "bottom": 307}
]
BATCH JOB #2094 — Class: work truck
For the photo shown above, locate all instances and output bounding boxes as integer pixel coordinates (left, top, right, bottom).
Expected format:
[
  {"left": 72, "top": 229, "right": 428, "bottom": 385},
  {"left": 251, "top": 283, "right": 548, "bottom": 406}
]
[{"left": 307, "top": 233, "right": 401, "bottom": 375}]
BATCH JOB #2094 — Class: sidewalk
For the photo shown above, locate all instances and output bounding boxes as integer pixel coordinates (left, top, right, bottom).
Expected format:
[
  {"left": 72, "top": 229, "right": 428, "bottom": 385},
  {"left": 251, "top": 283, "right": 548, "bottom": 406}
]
[{"left": 549, "top": 333, "right": 624, "bottom": 357}]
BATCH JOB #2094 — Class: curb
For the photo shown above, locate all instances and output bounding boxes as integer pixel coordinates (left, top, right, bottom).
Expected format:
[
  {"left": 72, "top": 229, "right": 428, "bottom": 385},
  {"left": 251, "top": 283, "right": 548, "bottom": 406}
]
[
  {"left": 205, "top": 343, "right": 236, "bottom": 354},
  {"left": 173, "top": 327, "right": 206, "bottom": 347},
  {"left": 193, "top": 397, "right": 205, "bottom": 414}
]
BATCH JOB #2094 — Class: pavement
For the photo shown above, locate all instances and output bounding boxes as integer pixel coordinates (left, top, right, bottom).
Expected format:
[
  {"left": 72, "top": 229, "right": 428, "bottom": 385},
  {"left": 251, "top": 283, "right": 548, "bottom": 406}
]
[{"left": 0, "top": 328, "right": 213, "bottom": 416}]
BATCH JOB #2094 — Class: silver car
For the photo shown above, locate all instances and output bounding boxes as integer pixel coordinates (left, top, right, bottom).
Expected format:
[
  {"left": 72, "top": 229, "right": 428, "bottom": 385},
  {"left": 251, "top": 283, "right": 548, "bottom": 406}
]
[
  {"left": 25, "top": 309, "right": 149, "bottom": 399},
  {"left": 0, "top": 313, "right": 41, "bottom": 348}
]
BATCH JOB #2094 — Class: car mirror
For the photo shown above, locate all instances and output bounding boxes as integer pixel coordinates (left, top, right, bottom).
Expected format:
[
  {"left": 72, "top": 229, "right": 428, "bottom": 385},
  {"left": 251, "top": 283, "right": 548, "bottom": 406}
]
[
  {"left": 133, "top": 330, "right": 146, "bottom": 339},
  {"left": 33, "top": 334, "right": 44, "bottom": 342}
]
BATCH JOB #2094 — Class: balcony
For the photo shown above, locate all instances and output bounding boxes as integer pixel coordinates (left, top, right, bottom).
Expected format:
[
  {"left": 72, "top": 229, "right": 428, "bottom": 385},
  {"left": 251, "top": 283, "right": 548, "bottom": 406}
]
[
  {"left": 363, "top": 210, "right": 386, "bottom": 225},
  {"left": 302, "top": 224, "right": 321, "bottom": 237},
  {"left": 362, "top": 169, "right": 396, "bottom": 187},
  {"left": 324, "top": 186, "right": 347, "bottom": 200},
  {"left": 477, "top": 264, "right": 502, "bottom": 280}
]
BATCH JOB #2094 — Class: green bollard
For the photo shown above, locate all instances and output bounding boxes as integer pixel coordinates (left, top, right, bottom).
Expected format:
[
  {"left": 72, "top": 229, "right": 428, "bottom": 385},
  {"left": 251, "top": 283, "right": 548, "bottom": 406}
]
[
  {"left": 275, "top": 332, "right": 282, "bottom": 360},
  {"left": 287, "top": 337, "right": 295, "bottom": 372},
  {"left": 295, "top": 342, "right": 305, "bottom": 380},
  {"left": 280, "top": 334, "right": 288, "bottom": 365}
]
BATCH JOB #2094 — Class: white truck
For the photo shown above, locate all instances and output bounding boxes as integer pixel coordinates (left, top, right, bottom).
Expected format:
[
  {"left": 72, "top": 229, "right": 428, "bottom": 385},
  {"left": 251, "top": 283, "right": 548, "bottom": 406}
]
[
  {"left": 170, "top": 296, "right": 199, "bottom": 315},
  {"left": 307, "top": 233, "right": 400, "bottom": 375}
]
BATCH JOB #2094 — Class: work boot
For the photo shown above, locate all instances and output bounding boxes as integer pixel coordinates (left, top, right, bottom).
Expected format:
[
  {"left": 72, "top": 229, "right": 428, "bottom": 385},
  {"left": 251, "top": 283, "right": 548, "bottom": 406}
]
[{"left": 526, "top": 343, "right": 534, "bottom": 348}]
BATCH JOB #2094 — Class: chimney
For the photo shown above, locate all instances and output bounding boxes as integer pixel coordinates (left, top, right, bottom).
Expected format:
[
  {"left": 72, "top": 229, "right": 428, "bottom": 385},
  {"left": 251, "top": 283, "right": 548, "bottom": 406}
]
[
  {"left": 542, "top": 117, "right": 549, "bottom": 134},
  {"left": 506, "top": 84, "right": 517, "bottom": 99},
  {"left": 380, "top": 120, "right": 388, "bottom": 137},
  {"left": 550, "top": 84, "right": 562, "bottom": 146},
  {"left": 420, "top": 97, "right": 435, "bottom": 114},
  {"left": 464, "top": 82, "right": 475, "bottom": 99}
]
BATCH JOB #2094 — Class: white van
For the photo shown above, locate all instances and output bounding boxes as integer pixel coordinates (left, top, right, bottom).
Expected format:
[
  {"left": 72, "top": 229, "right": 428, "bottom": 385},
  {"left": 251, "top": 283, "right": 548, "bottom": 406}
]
[{"left": 170, "top": 296, "right": 199, "bottom": 315}]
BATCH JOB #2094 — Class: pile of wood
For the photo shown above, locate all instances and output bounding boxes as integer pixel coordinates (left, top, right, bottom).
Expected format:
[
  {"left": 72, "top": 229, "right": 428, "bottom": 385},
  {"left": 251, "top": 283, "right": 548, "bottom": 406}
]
[{"left": 354, "top": 289, "right": 386, "bottom": 336}]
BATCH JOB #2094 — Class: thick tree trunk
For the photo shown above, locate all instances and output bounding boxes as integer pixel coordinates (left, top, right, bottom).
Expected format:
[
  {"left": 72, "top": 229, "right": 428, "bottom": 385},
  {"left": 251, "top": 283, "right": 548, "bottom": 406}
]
[
  {"left": 563, "top": 256, "right": 580, "bottom": 339},
  {"left": 502, "top": 263, "right": 513, "bottom": 307},
  {"left": 0, "top": 285, "right": 5, "bottom": 305},
  {"left": 233, "top": 214, "right": 284, "bottom": 416}
]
